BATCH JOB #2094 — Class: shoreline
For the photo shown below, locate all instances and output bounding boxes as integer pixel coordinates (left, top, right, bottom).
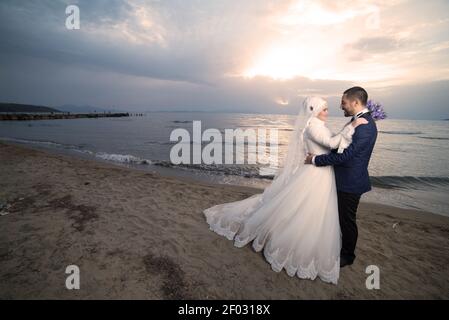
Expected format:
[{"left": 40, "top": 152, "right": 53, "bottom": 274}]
[
  {"left": 2, "top": 138, "right": 447, "bottom": 217},
  {"left": 0, "top": 112, "right": 130, "bottom": 121},
  {"left": 1, "top": 141, "right": 448, "bottom": 299}
]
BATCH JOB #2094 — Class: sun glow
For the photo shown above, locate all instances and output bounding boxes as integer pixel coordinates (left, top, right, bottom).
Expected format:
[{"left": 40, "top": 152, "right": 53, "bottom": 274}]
[
  {"left": 240, "top": 1, "right": 404, "bottom": 84},
  {"left": 275, "top": 98, "right": 289, "bottom": 106},
  {"left": 243, "top": 43, "right": 328, "bottom": 80}
]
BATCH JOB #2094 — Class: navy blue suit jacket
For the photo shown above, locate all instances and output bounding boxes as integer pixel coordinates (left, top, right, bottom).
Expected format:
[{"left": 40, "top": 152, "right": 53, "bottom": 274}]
[{"left": 314, "top": 112, "right": 377, "bottom": 194}]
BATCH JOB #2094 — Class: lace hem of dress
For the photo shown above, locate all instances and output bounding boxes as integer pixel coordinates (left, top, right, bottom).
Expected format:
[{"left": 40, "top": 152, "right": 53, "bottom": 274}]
[{"left": 203, "top": 208, "right": 340, "bottom": 285}]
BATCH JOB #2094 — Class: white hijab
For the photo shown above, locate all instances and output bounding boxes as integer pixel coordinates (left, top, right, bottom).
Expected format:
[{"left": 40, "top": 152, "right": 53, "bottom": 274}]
[{"left": 260, "top": 96, "right": 328, "bottom": 200}]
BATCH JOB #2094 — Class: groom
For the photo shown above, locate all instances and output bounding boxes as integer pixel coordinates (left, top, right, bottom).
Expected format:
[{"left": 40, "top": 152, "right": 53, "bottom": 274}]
[{"left": 305, "top": 86, "right": 378, "bottom": 268}]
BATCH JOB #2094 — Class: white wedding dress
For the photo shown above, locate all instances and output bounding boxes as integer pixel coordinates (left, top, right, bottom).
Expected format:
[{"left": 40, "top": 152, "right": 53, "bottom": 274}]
[{"left": 203, "top": 98, "right": 355, "bottom": 284}]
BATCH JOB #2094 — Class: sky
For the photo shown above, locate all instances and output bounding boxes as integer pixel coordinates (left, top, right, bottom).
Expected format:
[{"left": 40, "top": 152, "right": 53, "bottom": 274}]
[{"left": 0, "top": 0, "right": 448, "bottom": 119}]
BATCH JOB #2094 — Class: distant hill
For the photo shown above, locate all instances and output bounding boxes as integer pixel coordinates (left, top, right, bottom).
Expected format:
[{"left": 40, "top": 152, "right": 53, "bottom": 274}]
[
  {"left": 0, "top": 103, "right": 61, "bottom": 113},
  {"left": 57, "top": 104, "right": 125, "bottom": 114}
]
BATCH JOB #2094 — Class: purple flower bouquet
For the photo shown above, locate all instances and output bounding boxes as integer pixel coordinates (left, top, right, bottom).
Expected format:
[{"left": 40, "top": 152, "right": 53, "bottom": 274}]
[{"left": 367, "top": 100, "right": 387, "bottom": 121}]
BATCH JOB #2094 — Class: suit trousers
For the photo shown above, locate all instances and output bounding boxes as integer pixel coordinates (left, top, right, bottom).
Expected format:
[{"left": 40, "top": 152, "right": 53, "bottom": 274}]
[{"left": 337, "top": 191, "right": 362, "bottom": 263}]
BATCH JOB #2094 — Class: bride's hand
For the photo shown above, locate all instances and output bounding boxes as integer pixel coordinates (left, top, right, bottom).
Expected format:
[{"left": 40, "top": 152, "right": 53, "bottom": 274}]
[{"left": 351, "top": 118, "right": 368, "bottom": 128}]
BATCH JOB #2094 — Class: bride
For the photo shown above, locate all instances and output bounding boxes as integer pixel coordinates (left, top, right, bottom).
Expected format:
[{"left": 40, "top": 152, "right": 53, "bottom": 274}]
[{"left": 203, "top": 96, "right": 367, "bottom": 284}]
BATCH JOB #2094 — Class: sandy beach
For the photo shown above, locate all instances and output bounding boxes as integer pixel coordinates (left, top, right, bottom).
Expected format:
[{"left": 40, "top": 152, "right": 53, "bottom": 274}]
[{"left": 0, "top": 141, "right": 448, "bottom": 299}]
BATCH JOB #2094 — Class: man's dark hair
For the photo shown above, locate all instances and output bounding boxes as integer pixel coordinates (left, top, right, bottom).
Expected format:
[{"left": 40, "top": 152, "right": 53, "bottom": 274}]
[{"left": 344, "top": 86, "right": 368, "bottom": 106}]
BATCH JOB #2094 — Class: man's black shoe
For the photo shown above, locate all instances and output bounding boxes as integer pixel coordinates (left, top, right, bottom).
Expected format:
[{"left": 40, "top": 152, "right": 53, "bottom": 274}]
[{"left": 340, "top": 256, "right": 354, "bottom": 268}]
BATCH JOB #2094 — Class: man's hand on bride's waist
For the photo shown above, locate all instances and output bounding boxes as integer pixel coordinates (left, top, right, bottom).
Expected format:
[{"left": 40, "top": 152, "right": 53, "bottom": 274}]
[{"left": 304, "top": 153, "right": 315, "bottom": 165}]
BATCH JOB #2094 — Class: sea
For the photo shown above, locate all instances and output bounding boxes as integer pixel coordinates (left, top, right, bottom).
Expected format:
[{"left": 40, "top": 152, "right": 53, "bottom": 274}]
[{"left": 1, "top": 112, "right": 448, "bottom": 216}]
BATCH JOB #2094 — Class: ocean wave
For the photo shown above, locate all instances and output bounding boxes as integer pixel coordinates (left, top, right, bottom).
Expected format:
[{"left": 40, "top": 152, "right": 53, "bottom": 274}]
[
  {"left": 153, "top": 160, "right": 273, "bottom": 178},
  {"left": 379, "top": 130, "right": 423, "bottom": 135},
  {"left": 152, "top": 161, "right": 449, "bottom": 191},
  {"left": 154, "top": 161, "right": 449, "bottom": 190},
  {"left": 371, "top": 176, "right": 449, "bottom": 190},
  {"left": 3, "top": 136, "right": 447, "bottom": 192},
  {"left": 95, "top": 152, "right": 151, "bottom": 165},
  {"left": 235, "top": 125, "right": 293, "bottom": 131},
  {"left": 144, "top": 140, "right": 175, "bottom": 146},
  {"left": 151, "top": 162, "right": 449, "bottom": 191},
  {"left": 25, "top": 123, "right": 61, "bottom": 127},
  {"left": 151, "top": 139, "right": 287, "bottom": 147},
  {"left": 0, "top": 136, "right": 85, "bottom": 150},
  {"left": 418, "top": 136, "right": 449, "bottom": 141},
  {"left": 0, "top": 137, "right": 152, "bottom": 165}
]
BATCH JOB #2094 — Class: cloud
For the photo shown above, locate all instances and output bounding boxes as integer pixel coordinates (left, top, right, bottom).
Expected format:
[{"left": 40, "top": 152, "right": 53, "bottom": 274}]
[
  {"left": 348, "top": 36, "right": 403, "bottom": 53},
  {"left": 0, "top": 0, "right": 448, "bottom": 119}
]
